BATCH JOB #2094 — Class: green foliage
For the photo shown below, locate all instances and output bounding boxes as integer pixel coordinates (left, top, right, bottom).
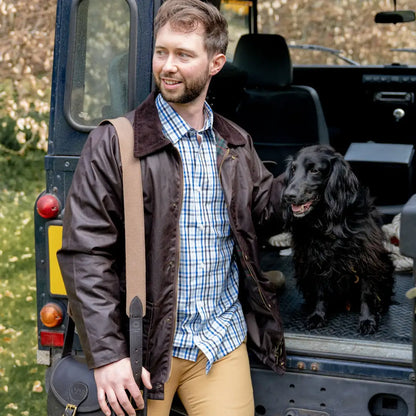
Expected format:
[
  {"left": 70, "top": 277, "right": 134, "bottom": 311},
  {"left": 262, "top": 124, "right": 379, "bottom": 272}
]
[
  {"left": 0, "top": 0, "right": 54, "bottom": 155},
  {"left": 0, "top": 152, "right": 47, "bottom": 415},
  {"left": 0, "top": 79, "right": 50, "bottom": 155},
  {"left": 0, "top": 118, "right": 20, "bottom": 151}
]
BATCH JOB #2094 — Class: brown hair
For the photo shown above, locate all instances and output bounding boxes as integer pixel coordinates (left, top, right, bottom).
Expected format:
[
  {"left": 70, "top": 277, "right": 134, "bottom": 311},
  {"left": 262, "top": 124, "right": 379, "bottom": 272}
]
[{"left": 154, "top": 0, "right": 228, "bottom": 56}]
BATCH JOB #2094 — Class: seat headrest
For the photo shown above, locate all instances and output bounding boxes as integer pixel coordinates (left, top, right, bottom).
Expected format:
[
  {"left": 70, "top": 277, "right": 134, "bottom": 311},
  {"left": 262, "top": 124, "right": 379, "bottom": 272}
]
[{"left": 232, "top": 34, "right": 293, "bottom": 89}]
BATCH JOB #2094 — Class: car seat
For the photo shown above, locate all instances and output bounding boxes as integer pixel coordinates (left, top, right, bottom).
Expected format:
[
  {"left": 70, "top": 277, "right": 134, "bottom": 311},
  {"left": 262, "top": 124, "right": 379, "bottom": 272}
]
[
  {"left": 207, "top": 61, "right": 247, "bottom": 121},
  {"left": 232, "top": 33, "right": 329, "bottom": 176}
]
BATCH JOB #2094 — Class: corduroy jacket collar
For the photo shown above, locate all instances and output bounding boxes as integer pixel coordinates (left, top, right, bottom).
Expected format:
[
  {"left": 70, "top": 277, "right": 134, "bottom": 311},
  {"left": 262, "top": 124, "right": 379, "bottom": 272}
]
[{"left": 133, "top": 91, "right": 247, "bottom": 158}]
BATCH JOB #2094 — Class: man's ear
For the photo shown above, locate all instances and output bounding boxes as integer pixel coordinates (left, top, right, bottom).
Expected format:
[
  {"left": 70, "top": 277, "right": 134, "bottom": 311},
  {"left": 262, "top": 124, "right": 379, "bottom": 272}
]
[{"left": 209, "top": 53, "right": 226, "bottom": 76}]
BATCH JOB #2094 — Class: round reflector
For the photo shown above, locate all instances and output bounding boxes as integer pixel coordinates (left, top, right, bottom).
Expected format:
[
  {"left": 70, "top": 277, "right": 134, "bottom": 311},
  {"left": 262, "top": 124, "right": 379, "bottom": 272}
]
[{"left": 40, "top": 303, "right": 64, "bottom": 328}]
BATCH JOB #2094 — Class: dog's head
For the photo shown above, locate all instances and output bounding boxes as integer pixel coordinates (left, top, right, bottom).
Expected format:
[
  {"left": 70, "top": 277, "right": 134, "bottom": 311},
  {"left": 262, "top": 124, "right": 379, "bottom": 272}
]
[{"left": 282, "top": 144, "right": 360, "bottom": 221}]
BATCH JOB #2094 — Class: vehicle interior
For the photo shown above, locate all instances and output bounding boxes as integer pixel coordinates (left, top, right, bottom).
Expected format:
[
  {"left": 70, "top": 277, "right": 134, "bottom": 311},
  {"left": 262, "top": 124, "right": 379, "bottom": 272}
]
[
  {"left": 210, "top": 1, "right": 416, "bottom": 414},
  {"left": 207, "top": 0, "right": 416, "bottom": 216}
]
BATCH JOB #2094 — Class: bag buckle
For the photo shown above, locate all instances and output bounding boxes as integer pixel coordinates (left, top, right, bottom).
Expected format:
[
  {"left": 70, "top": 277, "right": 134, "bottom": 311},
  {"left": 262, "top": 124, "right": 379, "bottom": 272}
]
[{"left": 63, "top": 403, "right": 77, "bottom": 416}]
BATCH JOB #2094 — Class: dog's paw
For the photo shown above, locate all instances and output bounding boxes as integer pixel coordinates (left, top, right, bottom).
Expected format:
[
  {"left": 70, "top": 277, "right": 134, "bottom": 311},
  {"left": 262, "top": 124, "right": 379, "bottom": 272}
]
[
  {"left": 306, "top": 312, "right": 327, "bottom": 329},
  {"left": 358, "top": 319, "right": 377, "bottom": 335}
]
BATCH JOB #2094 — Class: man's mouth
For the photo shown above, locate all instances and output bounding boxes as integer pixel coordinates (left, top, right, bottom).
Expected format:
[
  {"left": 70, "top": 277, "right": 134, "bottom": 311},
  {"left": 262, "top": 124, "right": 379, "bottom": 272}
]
[
  {"left": 291, "top": 200, "right": 314, "bottom": 217},
  {"left": 164, "top": 79, "right": 180, "bottom": 85},
  {"left": 161, "top": 77, "right": 182, "bottom": 88}
]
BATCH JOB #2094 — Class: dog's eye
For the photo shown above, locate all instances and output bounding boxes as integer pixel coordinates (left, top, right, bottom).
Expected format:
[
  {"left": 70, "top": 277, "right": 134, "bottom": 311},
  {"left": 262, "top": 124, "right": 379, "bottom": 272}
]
[{"left": 310, "top": 168, "right": 319, "bottom": 174}]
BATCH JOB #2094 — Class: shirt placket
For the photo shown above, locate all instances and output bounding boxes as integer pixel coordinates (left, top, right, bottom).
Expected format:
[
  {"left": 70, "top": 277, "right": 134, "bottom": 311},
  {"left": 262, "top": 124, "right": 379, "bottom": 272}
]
[{"left": 193, "top": 131, "right": 207, "bottom": 338}]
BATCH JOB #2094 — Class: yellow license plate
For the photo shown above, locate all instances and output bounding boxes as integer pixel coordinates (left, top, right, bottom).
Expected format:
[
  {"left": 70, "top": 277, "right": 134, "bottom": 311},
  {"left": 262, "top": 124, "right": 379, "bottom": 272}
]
[{"left": 48, "top": 225, "right": 66, "bottom": 295}]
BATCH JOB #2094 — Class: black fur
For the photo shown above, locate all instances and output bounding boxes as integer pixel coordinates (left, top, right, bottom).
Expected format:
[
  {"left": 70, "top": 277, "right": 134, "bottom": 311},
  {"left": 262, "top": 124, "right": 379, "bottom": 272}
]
[{"left": 282, "top": 144, "right": 394, "bottom": 334}]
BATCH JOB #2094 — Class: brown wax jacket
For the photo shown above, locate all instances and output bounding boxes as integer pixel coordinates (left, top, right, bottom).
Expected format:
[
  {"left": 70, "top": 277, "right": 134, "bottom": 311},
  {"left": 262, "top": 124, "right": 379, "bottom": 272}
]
[{"left": 57, "top": 92, "right": 286, "bottom": 400}]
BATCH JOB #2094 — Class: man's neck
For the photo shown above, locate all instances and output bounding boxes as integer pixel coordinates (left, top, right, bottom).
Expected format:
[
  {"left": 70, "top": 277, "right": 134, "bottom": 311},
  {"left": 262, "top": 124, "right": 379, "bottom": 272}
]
[{"left": 169, "top": 95, "right": 207, "bottom": 131}]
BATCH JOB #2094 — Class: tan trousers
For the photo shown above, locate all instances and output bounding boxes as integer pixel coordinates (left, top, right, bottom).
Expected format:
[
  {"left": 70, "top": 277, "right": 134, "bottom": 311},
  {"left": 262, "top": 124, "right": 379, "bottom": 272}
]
[{"left": 147, "top": 342, "right": 254, "bottom": 416}]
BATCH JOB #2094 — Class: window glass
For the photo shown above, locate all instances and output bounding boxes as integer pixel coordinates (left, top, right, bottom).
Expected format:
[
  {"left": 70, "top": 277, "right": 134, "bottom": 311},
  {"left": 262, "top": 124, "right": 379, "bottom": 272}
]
[
  {"left": 223, "top": 0, "right": 416, "bottom": 66},
  {"left": 221, "top": 0, "right": 252, "bottom": 59},
  {"left": 258, "top": 0, "right": 416, "bottom": 66},
  {"left": 69, "top": 0, "right": 130, "bottom": 127}
]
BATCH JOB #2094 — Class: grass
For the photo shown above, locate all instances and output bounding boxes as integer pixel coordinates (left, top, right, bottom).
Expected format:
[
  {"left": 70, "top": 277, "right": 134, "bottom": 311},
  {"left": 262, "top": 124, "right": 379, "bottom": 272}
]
[{"left": 0, "top": 151, "right": 48, "bottom": 415}]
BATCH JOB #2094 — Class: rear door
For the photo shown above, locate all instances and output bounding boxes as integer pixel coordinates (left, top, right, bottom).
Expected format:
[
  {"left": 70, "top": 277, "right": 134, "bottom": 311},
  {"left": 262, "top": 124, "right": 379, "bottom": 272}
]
[{"left": 36, "top": 0, "right": 156, "bottom": 364}]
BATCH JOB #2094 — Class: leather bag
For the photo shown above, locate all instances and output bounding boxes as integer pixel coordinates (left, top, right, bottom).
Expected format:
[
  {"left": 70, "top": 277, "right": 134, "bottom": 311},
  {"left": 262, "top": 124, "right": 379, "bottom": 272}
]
[
  {"left": 47, "top": 117, "right": 146, "bottom": 416},
  {"left": 47, "top": 317, "right": 105, "bottom": 415}
]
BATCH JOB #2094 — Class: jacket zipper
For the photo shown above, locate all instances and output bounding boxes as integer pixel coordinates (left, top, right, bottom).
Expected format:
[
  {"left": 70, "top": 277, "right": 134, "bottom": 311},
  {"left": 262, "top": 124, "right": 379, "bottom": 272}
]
[
  {"left": 218, "top": 147, "right": 272, "bottom": 312},
  {"left": 167, "top": 146, "right": 183, "bottom": 379},
  {"left": 242, "top": 252, "right": 272, "bottom": 311}
]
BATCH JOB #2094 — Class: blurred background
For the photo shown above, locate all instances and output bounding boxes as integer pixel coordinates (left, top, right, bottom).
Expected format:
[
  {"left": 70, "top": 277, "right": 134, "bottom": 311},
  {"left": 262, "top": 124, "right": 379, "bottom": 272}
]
[{"left": 0, "top": 0, "right": 56, "bottom": 414}]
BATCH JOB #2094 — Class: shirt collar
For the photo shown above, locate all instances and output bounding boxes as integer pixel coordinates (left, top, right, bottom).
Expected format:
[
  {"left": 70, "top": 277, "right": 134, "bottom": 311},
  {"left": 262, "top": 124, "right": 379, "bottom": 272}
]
[{"left": 156, "top": 93, "right": 214, "bottom": 145}]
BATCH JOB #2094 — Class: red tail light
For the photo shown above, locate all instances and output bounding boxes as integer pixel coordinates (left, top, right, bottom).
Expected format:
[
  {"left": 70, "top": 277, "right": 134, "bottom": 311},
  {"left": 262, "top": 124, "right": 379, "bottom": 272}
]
[
  {"left": 36, "top": 193, "right": 61, "bottom": 219},
  {"left": 40, "top": 330, "right": 64, "bottom": 347}
]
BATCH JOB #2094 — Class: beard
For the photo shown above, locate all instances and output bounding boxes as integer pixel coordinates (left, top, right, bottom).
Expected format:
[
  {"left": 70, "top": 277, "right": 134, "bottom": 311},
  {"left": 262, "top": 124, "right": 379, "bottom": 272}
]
[{"left": 155, "top": 69, "right": 210, "bottom": 104}]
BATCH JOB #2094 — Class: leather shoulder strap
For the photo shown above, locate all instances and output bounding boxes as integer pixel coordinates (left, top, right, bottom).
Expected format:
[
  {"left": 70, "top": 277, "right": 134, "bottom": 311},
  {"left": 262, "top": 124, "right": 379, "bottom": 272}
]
[{"left": 104, "top": 117, "right": 146, "bottom": 316}]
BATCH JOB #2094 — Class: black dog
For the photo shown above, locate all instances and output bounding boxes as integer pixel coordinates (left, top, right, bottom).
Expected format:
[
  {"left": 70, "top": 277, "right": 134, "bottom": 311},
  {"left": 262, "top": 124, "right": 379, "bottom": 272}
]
[{"left": 282, "top": 144, "right": 394, "bottom": 334}]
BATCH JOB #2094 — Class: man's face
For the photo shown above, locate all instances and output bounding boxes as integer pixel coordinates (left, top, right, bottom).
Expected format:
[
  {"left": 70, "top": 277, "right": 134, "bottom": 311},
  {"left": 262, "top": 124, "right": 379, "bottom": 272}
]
[{"left": 153, "top": 22, "right": 217, "bottom": 105}]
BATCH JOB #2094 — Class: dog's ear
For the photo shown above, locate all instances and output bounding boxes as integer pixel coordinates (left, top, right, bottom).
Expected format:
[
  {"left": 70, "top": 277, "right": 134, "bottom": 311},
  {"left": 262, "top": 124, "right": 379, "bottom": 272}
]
[
  {"left": 324, "top": 153, "right": 360, "bottom": 218},
  {"left": 280, "top": 156, "right": 294, "bottom": 193},
  {"left": 283, "top": 156, "right": 294, "bottom": 181},
  {"left": 280, "top": 157, "right": 294, "bottom": 227}
]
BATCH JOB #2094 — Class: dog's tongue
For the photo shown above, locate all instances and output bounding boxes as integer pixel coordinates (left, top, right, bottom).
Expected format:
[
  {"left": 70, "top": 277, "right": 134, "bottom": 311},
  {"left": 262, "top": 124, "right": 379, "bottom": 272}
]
[{"left": 292, "top": 201, "right": 312, "bottom": 214}]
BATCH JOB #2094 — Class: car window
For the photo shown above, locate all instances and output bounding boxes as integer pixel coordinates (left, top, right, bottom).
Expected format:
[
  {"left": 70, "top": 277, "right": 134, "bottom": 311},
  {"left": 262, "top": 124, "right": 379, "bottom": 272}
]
[
  {"left": 221, "top": 0, "right": 252, "bottom": 59},
  {"left": 66, "top": 0, "right": 132, "bottom": 129},
  {"left": 224, "top": 0, "right": 416, "bottom": 66}
]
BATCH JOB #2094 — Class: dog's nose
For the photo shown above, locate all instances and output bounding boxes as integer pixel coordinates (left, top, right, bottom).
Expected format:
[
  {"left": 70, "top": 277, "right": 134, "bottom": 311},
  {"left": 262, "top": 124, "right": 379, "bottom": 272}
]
[{"left": 283, "top": 186, "right": 297, "bottom": 203}]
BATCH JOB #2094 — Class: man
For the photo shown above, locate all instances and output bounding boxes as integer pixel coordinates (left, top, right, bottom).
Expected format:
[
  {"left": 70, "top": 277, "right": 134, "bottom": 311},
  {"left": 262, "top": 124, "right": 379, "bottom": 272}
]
[{"left": 58, "top": 0, "right": 285, "bottom": 415}]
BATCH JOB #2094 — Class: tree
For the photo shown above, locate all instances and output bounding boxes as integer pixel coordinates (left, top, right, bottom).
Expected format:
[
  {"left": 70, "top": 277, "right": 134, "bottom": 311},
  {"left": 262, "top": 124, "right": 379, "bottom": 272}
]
[{"left": 0, "top": 0, "right": 56, "bottom": 154}]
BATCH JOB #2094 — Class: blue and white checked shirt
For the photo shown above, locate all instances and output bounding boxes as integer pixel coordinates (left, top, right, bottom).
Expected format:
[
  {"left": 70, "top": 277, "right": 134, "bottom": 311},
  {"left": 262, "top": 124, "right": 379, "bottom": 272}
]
[{"left": 156, "top": 94, "right": 247, "bottom": 372}]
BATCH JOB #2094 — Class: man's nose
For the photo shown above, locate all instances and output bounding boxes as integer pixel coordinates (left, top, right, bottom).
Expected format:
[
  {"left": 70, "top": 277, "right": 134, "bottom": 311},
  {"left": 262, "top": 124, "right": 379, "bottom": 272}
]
[{"left": 162, "top": 54, "right": 178, "bottom": 73}]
